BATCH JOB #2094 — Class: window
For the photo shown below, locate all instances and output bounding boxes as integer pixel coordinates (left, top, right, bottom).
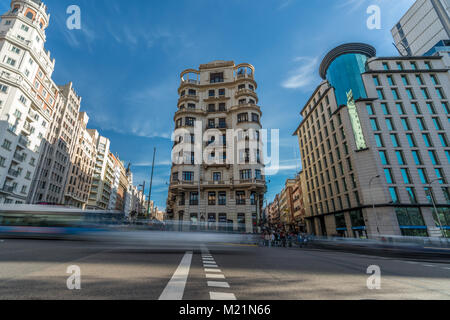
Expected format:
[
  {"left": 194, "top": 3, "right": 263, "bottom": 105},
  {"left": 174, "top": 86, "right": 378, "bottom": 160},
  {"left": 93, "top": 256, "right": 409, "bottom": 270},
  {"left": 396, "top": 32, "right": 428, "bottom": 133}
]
[
  {"left": 421, "top": 88, "right": 430, "bottom": 100},
  {"left": 430, "top": 74, "right": 439, "bottom": 85},
  {"left": 379, "top": 151, "right": 389, "bottom": 165},
  {"left": 406, "top": 88, "right": 414, "bottom": 100},
  {"left": 208, "top": 192, "right": 216, "bottom": 205},
  {"left": 210, "top": 72, "right": 224, "bottom": 83},
  {"left": 416, "top": 75, "right": 423, "bottom": 86},
  {"left": 208, "top": 90, "right": 215, "bottom": 97},
  {"left": 426, "top": 102, "right": 436, "bottom": 114},
  {"left": 11, "top": 46, "right": 20, "bottom": 54},
  {"left": 412, "top": 150, "right": 422, "bottom": 165},
  {"left": 432, "top": 117, "right": 442, "bottom": 130},
  {"left": 185, "top": 117, "right": 195, "bottom": 127},
  {"left": 401, "top": 168, "right": 412, "bottom": 184},
  {"left": 396, "top": 62, "right": 403, "bottom": 70},
  {"left": 389, "top": 187, "right": 399, "bottom": 203},
  {"left": 240, "top": 169, "right": 252, "bottom": 180},
  {"left": 21, "top": 24, "right": 29, "bottom": 32},
  {"left": 422, "top": 133, "right": 432, "bottom": 147},
  {"left": 366, "top": 104, "right": 374, "bottom": 115},
  {"left": 438, "top": 133, "right": 448, "bottom": 147},
  {"left": 218, "top": 192, "right": 226, "bottom": 205},
  {"left": 2, "top": 139, "right": 12, "bottom": 151},
  {"left": 26, "top": 12, "right": 34, "bottom": 20},
  {"left": 391, "top": 134, "right": 400, "bottom": 147},
  {"left": 255, "top": 169, "right": 262, "bottom": 180},
  {"left": 251, "top": 113, "right": 259, "bottom": 122},
  {"left": 370, "top": 119, "right": 379, "bottom": 131},
  {"left": 182, "top": 171, "right": 194, "bottom": 181},
  {"left": 401, "top": 75, "right": 409, "bottom": 86},
  {"left": 384, "top": 168, "right": 394, "bottom": 184},
  {"left": 373, "top": 76, "right": 380, "bottom": 86},
  {"left": 436, "top": 88, "right": 445, "bottom": 99},
  {"left": 377, "top": 89, "right": 385, "bottom": 100},
  {"left": 396, "top": 151, "right": 406, "bottom": 165},
  {"left": 406, "top": 133, "right": 416, "bottom": 148},
  {"left": 396, "top": 103, "right": 405, "bottom": 115},
  {"left": 6, "top": 57, "right": 16, "bottom": 66},
  {"left": 237, "top": 113, "right": 248, "bottom": 123},
  {"left": 218, "top": 88, "right": 225, "bottom": 96},
  {"left": 218, "top": 103, "right": 226, "bottom": 111},
  {"left": 411, "top": 103, "right": 420, "bottom": 115},
  {"left": 417, "top": 168, "right": 428, "bottom": 184},
  {"left": 416, "top": 117, "right": 426, "bottom": 131},
  {"left": 381, "top": 103, "right": 390, "bottom": 115},
  {"left": 0, "top": 84, "right": 8, "bottom": 93},
  {"left": 410, "top": 62, "right": 417, "bottom": 70},
  {"left": 190, "top": 192, "right": 199, "bottom": 205},
  {"left": 429, "top": 150, "right": 439, "bottom": 165},
  {"left": 396, "top": 208, "right": 428, "bottom": 237},
  {"left": 402, "top": 118, "right": 411, "bottom": 131},
  {"left": 385, "top": 118, "right": 395, "bottom": 131},
  {"left": 213, "top": 172, "right": 222, "bottom": 181},
  {"left": 387, "top": 75, "right": 394, "bottom": 86},
  {"left": 382, "top": 62, "right": 389, "bottom": 70},
  {"left": 435, "top": 168, "right": 446, "bottom": 184},
  {"left": 406, "top": 187, "right": 417, "bottom": 203},
  {"left": 374, "top": 134, "right": 384, "bottom": 147},
  {"left": 424, "top": 61, "right": 432, "bottom": 70},
  {"left": 236, "top": 191, "right": 246, "bottom": 205}
]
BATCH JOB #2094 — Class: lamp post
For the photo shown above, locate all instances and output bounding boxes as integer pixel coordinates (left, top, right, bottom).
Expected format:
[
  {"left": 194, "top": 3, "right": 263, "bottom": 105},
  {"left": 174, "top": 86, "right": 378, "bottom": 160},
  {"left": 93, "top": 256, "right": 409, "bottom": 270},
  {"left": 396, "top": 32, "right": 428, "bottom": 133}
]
[
  {"left": 428, "top": 178, "right": 446, "bottom": 238},
  {"left": 369, "top": 175, "right": 381, "bottom": 236}
]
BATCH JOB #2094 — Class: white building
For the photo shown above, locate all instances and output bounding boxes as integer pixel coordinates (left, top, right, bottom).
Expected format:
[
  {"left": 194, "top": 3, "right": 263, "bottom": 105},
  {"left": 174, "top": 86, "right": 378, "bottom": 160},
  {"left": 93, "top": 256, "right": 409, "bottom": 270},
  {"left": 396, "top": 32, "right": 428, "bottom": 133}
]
[
  {"left": 0, "top": 0, "right": 57, "bottom": 204},
  {"left": 392, "top": 0, "right": 450, "bottom": 56}
]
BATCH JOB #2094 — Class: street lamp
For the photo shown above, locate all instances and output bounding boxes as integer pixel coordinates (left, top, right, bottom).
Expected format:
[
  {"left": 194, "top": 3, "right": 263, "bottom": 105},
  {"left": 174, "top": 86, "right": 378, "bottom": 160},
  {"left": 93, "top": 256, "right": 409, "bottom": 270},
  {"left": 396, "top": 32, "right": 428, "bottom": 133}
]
[
  {"left": 369, "top": 175, "right": 381, "bottom": 235},
  {"left": 428, "top": 178, "right": 446, "bottom": 238}
]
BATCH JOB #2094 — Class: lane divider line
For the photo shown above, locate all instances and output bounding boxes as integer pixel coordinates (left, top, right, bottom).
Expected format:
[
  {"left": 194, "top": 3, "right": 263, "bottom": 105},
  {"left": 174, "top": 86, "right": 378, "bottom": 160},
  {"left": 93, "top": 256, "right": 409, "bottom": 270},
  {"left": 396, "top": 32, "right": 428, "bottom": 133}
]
[{"left": 158, "top": 251, "right": 193, "bottom": 300}]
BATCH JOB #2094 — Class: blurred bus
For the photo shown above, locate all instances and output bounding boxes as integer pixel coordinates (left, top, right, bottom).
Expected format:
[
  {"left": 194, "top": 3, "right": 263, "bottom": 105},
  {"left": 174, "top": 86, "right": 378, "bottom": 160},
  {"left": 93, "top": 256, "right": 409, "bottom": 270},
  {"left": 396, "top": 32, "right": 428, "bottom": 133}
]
[{"left": 0, "top": 205, "right": 125, "bottom": 239}]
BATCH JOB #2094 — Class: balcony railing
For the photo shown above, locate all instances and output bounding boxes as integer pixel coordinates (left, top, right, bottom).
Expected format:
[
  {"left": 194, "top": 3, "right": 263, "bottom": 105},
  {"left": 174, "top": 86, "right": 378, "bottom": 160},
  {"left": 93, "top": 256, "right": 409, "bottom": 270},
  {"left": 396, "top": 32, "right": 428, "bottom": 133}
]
[
  {"left": 8, "top": 169, "right": 20, "bottom": 177},
  {"left": 18, "top": 136, "right": 30, "bottom": 147},
  {"left": 13, "top": 152, "right": 25, "bottom": 162},
  {"left": 1, "top": 185, "right": 15, "bottom": 193}
]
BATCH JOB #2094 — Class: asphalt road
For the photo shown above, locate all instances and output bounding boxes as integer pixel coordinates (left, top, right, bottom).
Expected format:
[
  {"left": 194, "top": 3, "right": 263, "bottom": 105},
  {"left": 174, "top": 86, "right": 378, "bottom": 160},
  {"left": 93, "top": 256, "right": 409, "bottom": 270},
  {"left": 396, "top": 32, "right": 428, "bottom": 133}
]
[{"left": 0, "top": 238, "right": 449, "bottom": 300}]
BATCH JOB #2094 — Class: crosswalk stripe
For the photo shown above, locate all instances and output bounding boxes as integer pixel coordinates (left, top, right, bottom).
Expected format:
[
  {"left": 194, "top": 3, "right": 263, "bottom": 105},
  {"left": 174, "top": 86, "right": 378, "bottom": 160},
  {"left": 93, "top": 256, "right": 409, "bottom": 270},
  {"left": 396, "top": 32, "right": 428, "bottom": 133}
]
[
  {"left": 208, "top": 281, "right": 230, "bottom": 288},
  {"left": 206, "top": 274, "right": 225, "bottom": 279},
  {"left": 210, "top": 292, "right": 236, "bottom": 300},
  {"left": 204, "top": 268, "right": 222, "bottom": 273}
]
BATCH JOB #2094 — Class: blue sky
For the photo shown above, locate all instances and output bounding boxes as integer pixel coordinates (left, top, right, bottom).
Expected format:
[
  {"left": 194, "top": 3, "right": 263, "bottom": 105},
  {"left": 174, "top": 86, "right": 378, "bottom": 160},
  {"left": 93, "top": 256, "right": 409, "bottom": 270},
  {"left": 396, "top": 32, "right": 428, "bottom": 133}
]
[{"left": 8, "top": 0, "right": 415, "bottom": 210}]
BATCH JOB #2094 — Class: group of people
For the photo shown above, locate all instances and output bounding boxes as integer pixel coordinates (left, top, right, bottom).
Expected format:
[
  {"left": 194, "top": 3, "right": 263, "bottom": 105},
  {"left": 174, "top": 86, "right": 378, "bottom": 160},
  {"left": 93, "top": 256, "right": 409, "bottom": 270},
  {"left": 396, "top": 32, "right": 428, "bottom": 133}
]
[{"left": 260, "top": 229, "right": 310, "bottom": 248}]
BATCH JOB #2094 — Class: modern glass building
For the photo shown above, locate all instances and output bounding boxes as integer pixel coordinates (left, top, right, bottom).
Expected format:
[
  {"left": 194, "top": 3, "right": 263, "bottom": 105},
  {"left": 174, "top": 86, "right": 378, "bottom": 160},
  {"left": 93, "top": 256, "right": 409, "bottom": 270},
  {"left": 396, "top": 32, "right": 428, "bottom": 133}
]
[{"left": 319, "top": 43, "right": 376, "bottom": 106}]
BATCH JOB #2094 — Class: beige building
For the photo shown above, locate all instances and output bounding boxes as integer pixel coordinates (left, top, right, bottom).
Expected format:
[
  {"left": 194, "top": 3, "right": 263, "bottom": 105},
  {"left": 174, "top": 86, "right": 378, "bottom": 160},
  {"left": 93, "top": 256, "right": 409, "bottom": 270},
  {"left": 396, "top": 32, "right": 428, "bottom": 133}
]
[
  {"left": 29, "top": 82, "right": 81, "bottom": 205},
  {"left": 294, "top": 43, "right": 450, "bottom": 238},
  {"left": 167, "top": 60, "right": 266, "bottom": 233},
  {"left": 63, "top": 111, "right": 96, "bottom": 208}
]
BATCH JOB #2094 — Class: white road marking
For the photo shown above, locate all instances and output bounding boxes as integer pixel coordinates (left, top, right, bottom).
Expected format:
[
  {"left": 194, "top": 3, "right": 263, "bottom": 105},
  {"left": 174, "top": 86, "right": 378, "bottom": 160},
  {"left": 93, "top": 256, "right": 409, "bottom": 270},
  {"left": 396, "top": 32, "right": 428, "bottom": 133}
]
[
  {"left": 423, "top": 264, "right": 435, "bottom": 267},
  {"left": 208, "top": 281, "right": 230, "bottom": 288},
  {"left": 203, "top": 264, "right": 218, "bottom": 268},
  {"left": 206, "top": 273, "right": 225, "bottom": 279},
  {"left": 158, "top": 251, "right": 193, "bottom": 300},
  {"left": 210, "top": 292, "right": 236, "bottom": 300},
  {"left": 203, "top": 258, "right": 215, "bottom": 262},
  {"left": 204, "top": 268, "right": 222, "bottom": 273}
]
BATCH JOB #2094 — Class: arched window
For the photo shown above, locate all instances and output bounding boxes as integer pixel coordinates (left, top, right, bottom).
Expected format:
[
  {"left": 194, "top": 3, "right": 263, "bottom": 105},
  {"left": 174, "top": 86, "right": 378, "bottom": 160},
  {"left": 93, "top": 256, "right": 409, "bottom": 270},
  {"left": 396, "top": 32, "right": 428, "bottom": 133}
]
[
  {"left": 12, "top": 7, "right": 19, "bottom": 13},
  {"left": 26, "top": 12, "right": 34, "bottom": 20}
]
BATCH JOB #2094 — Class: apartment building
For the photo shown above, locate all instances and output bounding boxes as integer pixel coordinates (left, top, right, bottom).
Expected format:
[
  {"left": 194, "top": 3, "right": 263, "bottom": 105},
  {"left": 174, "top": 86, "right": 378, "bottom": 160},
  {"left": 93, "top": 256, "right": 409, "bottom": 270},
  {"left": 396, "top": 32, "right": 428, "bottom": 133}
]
[
  {"left": 87, "top": 133, "right": 113, "bottom": 210},
  {"left": 292, "top": 172, "right": 307, "bottom": 231},
  {"left": 63, "top": 112, "right": 95, "bottom": 208},
  {"left": 392, "top": 0, "right": 450, "bottom": 57},
  {"left": 0, "top": 0, "right": 58, "bottom": 204},
  {"left": 294, "top": 43, "right": 450, "bottom": 238},
  {"left": 267, "top": 194, "right": 281, "bottom": 225},
  {"left": 166, "top": 60, "right": 266, "bottom": 233},
  {"left": 28, "top": 82, "right": 81, "bottom": 205}
]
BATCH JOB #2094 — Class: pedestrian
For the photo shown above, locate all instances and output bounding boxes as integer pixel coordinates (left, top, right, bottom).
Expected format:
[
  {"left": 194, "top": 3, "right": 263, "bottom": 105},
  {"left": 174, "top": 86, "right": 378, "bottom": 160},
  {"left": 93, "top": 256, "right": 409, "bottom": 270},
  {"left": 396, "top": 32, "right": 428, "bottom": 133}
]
[{"left": 270, "top": 232, "right": 275, "bottom": 247}]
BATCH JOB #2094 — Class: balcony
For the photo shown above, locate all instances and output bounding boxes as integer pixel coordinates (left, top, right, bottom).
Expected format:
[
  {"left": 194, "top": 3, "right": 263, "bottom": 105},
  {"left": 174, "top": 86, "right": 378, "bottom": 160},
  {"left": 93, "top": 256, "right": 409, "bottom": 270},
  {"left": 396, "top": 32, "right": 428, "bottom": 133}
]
[
  {"left": 7, "top": 168, "right": 20, "bottom": 177},
  {"left": 18, "top": 136, "right": 30, "bottom": 148},
  {"left": 22, "top": 122, "right": 34, "bottom": 135},
  {"left": 13, "top": 152, "right": 25, "bottom": 162},
  {"left": 1, "top": 185, "right": 15, "bottom": 193}
]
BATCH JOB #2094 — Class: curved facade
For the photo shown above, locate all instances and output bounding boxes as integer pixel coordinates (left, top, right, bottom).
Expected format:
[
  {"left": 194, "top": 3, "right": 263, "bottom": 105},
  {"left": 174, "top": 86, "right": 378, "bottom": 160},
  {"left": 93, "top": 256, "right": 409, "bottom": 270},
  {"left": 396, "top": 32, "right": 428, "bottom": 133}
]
[
  {"left": 320, "top": 43, "right": 376, "bottom": 106},
  {"left": 167, "top": 61, "right": 266, "bottom": 233}
]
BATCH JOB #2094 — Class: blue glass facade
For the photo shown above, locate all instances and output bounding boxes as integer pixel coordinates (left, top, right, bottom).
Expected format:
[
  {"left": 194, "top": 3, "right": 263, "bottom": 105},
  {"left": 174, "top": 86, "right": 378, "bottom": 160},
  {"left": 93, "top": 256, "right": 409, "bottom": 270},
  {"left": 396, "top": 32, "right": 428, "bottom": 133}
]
[{"left": 325, "top": 53, "right": 368, "bottom": 106}]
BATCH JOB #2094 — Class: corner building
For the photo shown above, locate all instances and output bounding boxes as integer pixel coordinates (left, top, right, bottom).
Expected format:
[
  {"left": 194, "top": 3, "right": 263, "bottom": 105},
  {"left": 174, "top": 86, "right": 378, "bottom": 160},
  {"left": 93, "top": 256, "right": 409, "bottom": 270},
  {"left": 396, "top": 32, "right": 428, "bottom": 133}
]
[
  {"left": 294, "top": 43, "right": 450, "bottom": 238},
  {"left": 0, "top": 0, "right": 56, "bottom": 204},
  {"left": 167, "top": 61, "right": 266, "bottom": 233}
]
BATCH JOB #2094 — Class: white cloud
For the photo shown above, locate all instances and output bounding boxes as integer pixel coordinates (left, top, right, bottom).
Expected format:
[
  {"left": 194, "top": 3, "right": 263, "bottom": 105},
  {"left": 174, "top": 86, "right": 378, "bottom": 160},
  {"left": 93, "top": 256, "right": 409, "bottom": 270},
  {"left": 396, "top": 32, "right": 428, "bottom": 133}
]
[{"left": 281, "top": 57, "right": 319, "bottom": 89}]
